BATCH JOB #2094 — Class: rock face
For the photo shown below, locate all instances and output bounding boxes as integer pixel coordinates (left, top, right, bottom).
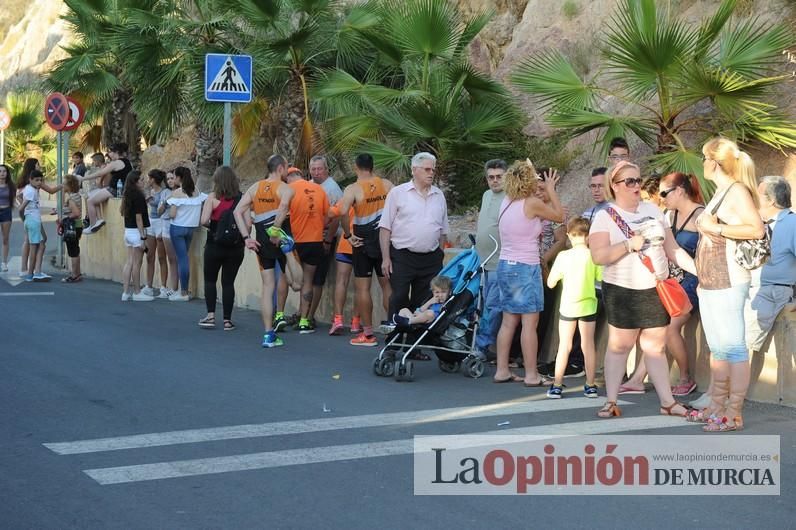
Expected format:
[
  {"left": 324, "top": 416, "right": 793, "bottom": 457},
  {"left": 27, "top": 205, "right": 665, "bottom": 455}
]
[{"left": 1, "top": 0, "right": 794, "bottom": 211}]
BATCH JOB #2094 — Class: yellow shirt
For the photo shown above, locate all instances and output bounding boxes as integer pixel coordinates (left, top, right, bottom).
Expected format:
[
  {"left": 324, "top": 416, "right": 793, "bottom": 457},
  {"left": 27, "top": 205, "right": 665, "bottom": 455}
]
[{"left": 548, "top": 245, "right": 603, "bottom": 318}]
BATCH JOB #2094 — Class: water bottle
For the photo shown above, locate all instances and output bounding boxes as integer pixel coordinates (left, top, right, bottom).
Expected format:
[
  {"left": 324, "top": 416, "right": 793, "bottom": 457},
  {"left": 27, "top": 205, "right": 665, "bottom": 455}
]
[
  {"left": 116, "top": 179, "right": 123, "bottom": 197},
  {"left": 638, "top": 219, "right": 669, "bottom": 279}
]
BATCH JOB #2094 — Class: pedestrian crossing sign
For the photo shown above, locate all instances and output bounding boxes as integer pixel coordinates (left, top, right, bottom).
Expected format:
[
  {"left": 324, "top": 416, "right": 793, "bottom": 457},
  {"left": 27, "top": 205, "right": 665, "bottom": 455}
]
[{"left": 205, "top": 54, "right": 252, "bottom": 103}]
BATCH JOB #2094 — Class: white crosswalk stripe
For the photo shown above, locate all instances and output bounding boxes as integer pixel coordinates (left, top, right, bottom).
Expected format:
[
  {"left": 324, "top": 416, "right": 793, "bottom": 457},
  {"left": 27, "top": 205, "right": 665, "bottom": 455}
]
[{"left": 44, "top": 399, "right": 696, "bottom": 485}]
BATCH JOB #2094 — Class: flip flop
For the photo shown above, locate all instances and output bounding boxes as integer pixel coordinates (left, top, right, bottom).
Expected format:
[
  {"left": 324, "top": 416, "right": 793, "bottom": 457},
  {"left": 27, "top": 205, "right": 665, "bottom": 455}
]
[
  {"left": 493, "top": 374, "right": 523, "bottom": 384},
  {"left": 524, "top": 377, "right": 552, "bottom": 387},
  {"left": 618, "top": 384, "right": 645, "bottom": 395}
]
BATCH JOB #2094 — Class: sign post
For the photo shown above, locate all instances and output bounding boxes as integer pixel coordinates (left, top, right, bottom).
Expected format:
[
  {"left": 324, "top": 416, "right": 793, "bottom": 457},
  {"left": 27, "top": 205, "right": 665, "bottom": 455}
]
[
  {"left": 204, "top": 53, "right": 252, "bottom": 166},
  {"left": 0, "top": 109, "right": 10, "bottom": 164},
  {"left": 44, "top": 92, "right": 70, "bottom": 269}
]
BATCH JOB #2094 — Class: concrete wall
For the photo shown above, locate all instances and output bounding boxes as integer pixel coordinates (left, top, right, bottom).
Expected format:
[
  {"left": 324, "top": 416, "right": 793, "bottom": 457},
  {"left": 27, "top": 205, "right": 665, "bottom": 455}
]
[{"left": 81, "top": 199, "right": 796, "bottom": 405}]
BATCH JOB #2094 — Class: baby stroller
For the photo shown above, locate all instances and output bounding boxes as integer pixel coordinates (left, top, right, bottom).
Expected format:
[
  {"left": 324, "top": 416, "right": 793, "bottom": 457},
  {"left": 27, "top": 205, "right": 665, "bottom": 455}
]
[{"left": 372, "top": 235, "right": 498, "bottom": 382}]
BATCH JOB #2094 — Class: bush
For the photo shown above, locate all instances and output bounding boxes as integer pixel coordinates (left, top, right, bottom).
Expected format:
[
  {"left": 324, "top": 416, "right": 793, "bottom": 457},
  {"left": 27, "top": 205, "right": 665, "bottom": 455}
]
[{"left": 562, "top": 1, "right": 580, "bottom": 20}]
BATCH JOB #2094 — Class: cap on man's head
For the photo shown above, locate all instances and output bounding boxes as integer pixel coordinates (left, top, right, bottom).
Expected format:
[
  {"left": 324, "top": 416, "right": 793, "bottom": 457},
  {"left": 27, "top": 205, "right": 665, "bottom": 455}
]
[{"left": 287, "top": 167, "right": 302, "bottom": 176}]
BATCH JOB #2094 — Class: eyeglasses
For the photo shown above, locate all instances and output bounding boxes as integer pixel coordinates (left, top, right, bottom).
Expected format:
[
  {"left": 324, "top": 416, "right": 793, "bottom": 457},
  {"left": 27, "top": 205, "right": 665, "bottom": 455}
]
[
  {"left": 418, "top": 166, "right": 435, "bottom": 174},
  {"left": 608, "top": 153, "right": 630, "bottom": 161},
  {"left": 589, "top": 183, "right": 604, "bottom": 190},
  {"left": 613, "top": 177, "right": 643, "bottom": 187},
  {"left": 659, "top": 186, "right": 679, "bottom": 198}
]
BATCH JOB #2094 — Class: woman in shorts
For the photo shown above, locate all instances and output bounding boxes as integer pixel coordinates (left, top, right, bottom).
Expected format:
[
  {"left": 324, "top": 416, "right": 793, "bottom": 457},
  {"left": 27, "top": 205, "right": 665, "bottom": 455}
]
[
  {"left": 589, "top": 161, "right": 696, "bottom": 419},
  {"left": 120, "top": 171, "right": 153, "bottom": 301},
  {"left": 157, "top": 170, "right": 179, "bottom": 298},
  {"left": 142, "top": 169, "right": 168, "bottom": 296}
]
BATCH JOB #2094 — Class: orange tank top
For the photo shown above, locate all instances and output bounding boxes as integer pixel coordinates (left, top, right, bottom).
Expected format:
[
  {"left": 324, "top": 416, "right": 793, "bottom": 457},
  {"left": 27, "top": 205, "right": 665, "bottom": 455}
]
[
  {"left": 353, "top": 177, "right": 387, "bottom": 227},
  {"left": 288, "top": 179, "right": 328, "bottom": 243},
  {"left": 252, "top": 179, "right": 281, "bottom": 226}
]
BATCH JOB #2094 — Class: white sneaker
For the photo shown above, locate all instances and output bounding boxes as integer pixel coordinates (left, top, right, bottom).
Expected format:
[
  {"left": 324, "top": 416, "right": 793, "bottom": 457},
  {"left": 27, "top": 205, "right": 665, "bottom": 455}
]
[
  {"left": 140, "top": 286, "right": 155, "bottom": 296},
  {"left": 157, "top": 289, "right": 172, "bottom": 299},
  {"left": 33, "top": 272, "right": 52, "bottom": 281},
  {"left": 121, "top": 292, "right": 132, "bottom": 301},
  {"left": 169, "top": 292, "right": 190, "bottom": 302},
  {"left": 0, "top": 262, "right": 8, "bottom": 272},
  {"left": 132, "top": 292, "right": 155, "bottom": 302},
  {"left": 91, "top": 219, "right": 106, "bottom": 231}
]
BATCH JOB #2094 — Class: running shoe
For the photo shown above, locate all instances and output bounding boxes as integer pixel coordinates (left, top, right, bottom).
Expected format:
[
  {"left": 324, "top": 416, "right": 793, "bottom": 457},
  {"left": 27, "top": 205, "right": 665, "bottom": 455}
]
[
  {"left": 262, "top": 331, "right": 284, "bottom": 348},
  {"left": 297, "top": 318, "right": 315, "bottom": 334},
  {"left": 121, "top": 292, "right": 132, "bottom": 301},
  {"left": 23, "top": 274, "right": 34, "bottom": 282},
  {"left": 0, "top": 262, "right": 7, "bottom": 272},
  {"left": 350, "top": 333, "right": 378, "bottom": 347},
  {"left": 132, "top": 292, "right": 155, "bottom": 302},
  {"left": 378, "top": 320, "right": 396, "bottom": 334},
  {"left": 169, "top": 292, "right": 190, "bottom": 302},
  {"left": 33, "top": 272, "right": 52, "bottom": 281},
  {"left": 349, "top": 316, "right": 363, "bottom": 334},
  {"left": 266, "top": 226, "right": 295, "bottom": 253},
  {"left": 157, "top": 289, "right": 172, "bottom": 299},
  {"left": 140, "top": 286, "right": 155, "bottom": 297},
  {"left": 583, "top": 384, "right": 599, "bottom": 398},
  {"left": 329, "top": 317, "right": 344, "bottom": 336},
  {"left": 273, "top": 313, "right": 288, "bottom": 332},
  {"left": 546, "top": 384, "right": 563, "bottom": 399}
]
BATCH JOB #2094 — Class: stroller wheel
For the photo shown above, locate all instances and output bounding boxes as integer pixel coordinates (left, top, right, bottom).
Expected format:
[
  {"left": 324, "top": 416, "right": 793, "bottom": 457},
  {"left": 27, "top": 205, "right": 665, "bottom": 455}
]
[
  {"left": 372, "top": 357, "right": 383, "bottom": 376},
  {"left": 395, "top": 360, "right": 414, "bottom": 382},
  {"left": 438, "top": 360, "right": 461, "bottom": 374},
  {"left": 379, "top": 358, "right": 395, "bottom": 377},
  {"left": 463, "top": 358, "right": 485, "bottom": 379}
]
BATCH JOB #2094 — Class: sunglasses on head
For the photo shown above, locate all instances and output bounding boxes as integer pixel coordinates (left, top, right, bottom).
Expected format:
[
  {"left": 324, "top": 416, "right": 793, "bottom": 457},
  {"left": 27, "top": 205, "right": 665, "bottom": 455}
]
[
  {"left": 613, "top": 177, "right": 643, "bottom": 187},
  {"left": 659, "top": 186, "right": 679, "bottom": 198}
]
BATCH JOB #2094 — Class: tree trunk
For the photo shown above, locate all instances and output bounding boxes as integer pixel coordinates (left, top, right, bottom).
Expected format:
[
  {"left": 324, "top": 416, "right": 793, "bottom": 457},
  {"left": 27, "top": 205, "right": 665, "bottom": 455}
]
[
  {"left": 195, "top": 123, "right": 222, "bottom": 192},
  {"left": 273, "top": 77, "right": 306, "bottom": 167},
  {"left": 102, "top": 86, "right": 142, "bottom": 168}
]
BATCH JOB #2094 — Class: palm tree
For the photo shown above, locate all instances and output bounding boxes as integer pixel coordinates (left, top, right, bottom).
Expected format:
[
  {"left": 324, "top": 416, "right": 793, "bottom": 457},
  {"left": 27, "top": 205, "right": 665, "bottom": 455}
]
[
  {"left": 314, "top": 0, "right": 524, "bottom": 205},
  {"left": 3, "top": 90, "right": 57, "bottom": 177},
  {"left": 45, "top": 0, "right": 146, "bottom": 166},
  {"left": 511, "top": 0, "right": 796, "bottom": 196}
]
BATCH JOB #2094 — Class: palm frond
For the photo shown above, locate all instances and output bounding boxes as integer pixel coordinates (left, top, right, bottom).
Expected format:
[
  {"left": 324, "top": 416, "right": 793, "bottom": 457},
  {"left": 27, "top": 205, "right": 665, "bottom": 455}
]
[
  {"left": 511, "top": 50, "right": 597, "bottom": 111},
  {"left": 232, "top": 98, "right": 269, "bottom": 156},
  {"left": 385, "top": 0, "right": 459, "bottom": 61},
  {"left": 717, "top": 18, "right": 796, "bottom": 78},
  {"left": 693, "top": 0, "right": 735, "bottom": 60},
  {"left": 649, "top": 148, "right": 715, "bottom": 198},
  {"left": 546, "top": 109, "right": 657, "bottom": 151}
]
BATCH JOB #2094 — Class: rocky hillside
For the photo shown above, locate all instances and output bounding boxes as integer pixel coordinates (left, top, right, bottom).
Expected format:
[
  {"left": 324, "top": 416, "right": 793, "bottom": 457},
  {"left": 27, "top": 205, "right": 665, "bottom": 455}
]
[{"left": 1, "top": 0, "right": 794, "bottom": 215}]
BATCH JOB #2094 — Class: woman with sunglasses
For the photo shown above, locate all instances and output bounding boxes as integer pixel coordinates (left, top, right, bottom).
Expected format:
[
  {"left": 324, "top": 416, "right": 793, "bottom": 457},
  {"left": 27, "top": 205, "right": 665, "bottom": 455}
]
[
  {"left": 621, "top": 173, "right": 705, "bottom": 397},
  {"left": 689, "top": 138, "right": 764, "bottom": 432},
  {"left": 589, "top": 161, "right": 696, "bottom": 418}
]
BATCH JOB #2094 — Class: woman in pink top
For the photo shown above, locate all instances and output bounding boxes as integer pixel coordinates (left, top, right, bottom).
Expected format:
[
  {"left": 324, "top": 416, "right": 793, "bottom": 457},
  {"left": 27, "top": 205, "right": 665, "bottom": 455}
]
[{"left": 493, "top": 161, "right": 564, "bottom": 385}]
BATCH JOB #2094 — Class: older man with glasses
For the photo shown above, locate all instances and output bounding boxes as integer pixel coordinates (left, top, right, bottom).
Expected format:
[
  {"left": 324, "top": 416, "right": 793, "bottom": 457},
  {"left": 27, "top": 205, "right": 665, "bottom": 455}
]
[
  {"left": 379, "top": 152, "right": 449, "bottom": 351},
  {"left": 473, "top": 159, "right": 507, "bottom": 360}
]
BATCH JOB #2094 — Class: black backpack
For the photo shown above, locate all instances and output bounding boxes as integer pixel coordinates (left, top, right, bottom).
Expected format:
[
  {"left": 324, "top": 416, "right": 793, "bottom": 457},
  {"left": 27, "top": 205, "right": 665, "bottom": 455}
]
[{"left": 213, "top": 194, "right": 244, "bottom": 247}]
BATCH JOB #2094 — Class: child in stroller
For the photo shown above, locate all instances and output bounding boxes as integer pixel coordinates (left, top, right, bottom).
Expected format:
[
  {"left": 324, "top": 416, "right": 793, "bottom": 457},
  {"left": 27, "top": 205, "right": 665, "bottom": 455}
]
[{"left": 392, "top": 276, "right": 452, "bottom": 327}]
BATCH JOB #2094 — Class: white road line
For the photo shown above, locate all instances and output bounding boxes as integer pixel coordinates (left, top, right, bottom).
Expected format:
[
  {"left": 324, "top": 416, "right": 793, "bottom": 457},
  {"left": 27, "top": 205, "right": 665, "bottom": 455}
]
[
  {"left": 0, "top": 291, "right": 55, "bottom": 296},
  {"left": 44, "top": 398, "right": 628, "bottom": 455},
  {"left": 83, "top": 416, "right": 691, "bottom": 485}
]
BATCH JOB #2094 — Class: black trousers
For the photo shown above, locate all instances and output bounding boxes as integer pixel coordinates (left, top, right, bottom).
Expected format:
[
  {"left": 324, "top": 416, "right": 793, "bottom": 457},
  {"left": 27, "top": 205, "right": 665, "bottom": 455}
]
[
  {"left": 204, "top": 242, "right": 244, "bottom": 320},
  {"left": 388, "top": 246, "right": 444, "bottom": 318}
]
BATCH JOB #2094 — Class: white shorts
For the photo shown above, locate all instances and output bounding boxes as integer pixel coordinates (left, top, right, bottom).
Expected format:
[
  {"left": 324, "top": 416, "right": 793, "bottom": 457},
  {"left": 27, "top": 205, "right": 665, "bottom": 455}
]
[
  {"left": 160, "top": 219, "right": 171, "bottom": 239},
  {"left": 147, "top": 218, "right": 163, "bottom": 237},
  {"left": 124, "top": 228, "right": 145, "bottom": 248}
]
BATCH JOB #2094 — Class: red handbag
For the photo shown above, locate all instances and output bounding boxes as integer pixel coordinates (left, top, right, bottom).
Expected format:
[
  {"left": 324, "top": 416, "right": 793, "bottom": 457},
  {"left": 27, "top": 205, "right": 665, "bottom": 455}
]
[{"left": 607, "top": 207, "right": 692, "bottom": 318}]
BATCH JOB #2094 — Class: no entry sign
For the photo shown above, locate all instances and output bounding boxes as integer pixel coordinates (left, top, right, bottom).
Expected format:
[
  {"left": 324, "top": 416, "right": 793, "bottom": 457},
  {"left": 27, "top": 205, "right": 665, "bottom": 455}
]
[
  {"left": 0, "top": 109, "right": 10, "bottom": 131},
  {"left": 45, "top": 92, "right": 69, "bottom": 131},
  {"left": 62, "top": 97, "right": 85, "bottom": 132}
]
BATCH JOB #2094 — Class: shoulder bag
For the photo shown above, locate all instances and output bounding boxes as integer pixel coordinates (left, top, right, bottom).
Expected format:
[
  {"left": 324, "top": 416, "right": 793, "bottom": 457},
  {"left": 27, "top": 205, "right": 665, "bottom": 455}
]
[
  {"left": 710, "top": 183, "right": 771, "bottom": 270},
  {"left": 606, "top": 207, "right": 692, "bottom": 317}
]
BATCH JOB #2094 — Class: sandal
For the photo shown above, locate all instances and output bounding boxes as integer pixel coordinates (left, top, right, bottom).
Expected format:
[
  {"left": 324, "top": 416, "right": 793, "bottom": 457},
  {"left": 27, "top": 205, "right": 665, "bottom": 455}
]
[
  {"left": 62, "top": 275, "right": 82, "bottom": 283},
  {"left": 493, "top": 374, "right": 523, "bottom": 384},
  {"left": 524, "top": 376, "right": 552, "bottom": 387},
  {"left": 703, "top": 415, "right": 744, "bottom": 432},
  {"left": 224, "top": 320, "right": 236, "bottom": 331},
  {"left": 198, "top": 315, "right": 216, "bottom": 329},
  {"left": 597, "top": 401, "right": 622, "bottom": 418},
  {"left": 660, "top": 401, "right": 692, "bottom": 417}
]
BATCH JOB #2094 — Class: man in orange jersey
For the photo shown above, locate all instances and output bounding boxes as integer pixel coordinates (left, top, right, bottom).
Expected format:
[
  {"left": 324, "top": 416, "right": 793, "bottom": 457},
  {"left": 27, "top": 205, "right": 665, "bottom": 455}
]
[
  {"left": 234, "top": 154, "right": 295, "bottom": 348},
  {"left": 330, "top": 154, "right": 393, "bottom": 346},
  {"left": 275, "top": 167, "right": 329, "bottom": 334}
]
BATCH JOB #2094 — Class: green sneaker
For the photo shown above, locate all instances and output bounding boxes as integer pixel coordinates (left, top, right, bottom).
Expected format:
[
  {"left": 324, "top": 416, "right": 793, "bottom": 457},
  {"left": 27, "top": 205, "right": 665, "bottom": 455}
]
[
  {"left": 262, "top": 331, "right": 284, "bottom": 348},
  {"left": 274, "top": 312, "right": 288, "bottom": 332},
  {"left": 297, "top": 318, "right": 315, "bottom": 334}
]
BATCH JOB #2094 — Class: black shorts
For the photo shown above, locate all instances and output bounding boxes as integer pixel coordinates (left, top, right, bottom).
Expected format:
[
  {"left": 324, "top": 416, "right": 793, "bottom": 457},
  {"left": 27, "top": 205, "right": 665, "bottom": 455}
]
[
  {"left": 352, "top": 247, "right": 383, "bottom": 278},
  {"left": 602, "top": 282, "right": 670, "bottom": 329},
  {"left": 559, "top": 312, "right": 597, "bottom": 322},
  {"left": 295, "top": 242, "right": 324, "bottom": 267},
  {"left": 65, "top": 228, "right": 83, "bottom": 258},
  {"left": 312, "top": 237, "right": 336, "bottom": 286}
]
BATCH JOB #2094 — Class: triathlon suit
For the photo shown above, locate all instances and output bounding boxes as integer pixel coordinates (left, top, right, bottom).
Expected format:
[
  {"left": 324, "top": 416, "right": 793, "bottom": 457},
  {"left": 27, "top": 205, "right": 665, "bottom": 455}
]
[
  {"left": 288, "top": 179, "right": 328, "bottom": 267},
  {"left": 252, "top": 179, "right": 291, "bottom": 270},
  {"left": 109, "top": 158, "right": 133, "bottom": 197},
  {"left": 352, "top": 176, "right": 388, "bottom": 278}
]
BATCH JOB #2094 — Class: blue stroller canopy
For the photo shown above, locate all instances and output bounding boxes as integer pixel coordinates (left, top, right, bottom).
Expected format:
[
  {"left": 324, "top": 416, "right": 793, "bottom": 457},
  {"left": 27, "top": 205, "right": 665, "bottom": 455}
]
[{"left": 439, "top": 247, "right": 482, "bottom": 298}]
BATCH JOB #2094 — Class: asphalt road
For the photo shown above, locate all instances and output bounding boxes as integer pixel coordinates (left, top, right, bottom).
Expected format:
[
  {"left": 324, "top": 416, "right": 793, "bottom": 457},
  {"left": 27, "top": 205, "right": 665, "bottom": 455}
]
[{"left": 1, "top": 220, "right": 795, "bottom": 529}]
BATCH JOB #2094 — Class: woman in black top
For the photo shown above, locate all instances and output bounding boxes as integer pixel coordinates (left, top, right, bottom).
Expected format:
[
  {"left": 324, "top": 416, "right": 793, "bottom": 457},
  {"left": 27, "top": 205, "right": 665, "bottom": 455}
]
[
  {"left": 120, "top": 171, "right": 153, "bottom": 301},
  {"left": 198, "top": 166, "right": 245, "bottom": 330}
]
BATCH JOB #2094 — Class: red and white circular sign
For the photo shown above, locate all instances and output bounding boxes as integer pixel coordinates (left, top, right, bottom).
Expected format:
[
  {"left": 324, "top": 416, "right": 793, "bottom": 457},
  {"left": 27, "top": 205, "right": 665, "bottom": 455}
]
[
  {"left": 0, "top": 109, "right": 10, "bottom": 131},
  {"left": 62, "top": 97, "right": 85, "bottom": 132}
]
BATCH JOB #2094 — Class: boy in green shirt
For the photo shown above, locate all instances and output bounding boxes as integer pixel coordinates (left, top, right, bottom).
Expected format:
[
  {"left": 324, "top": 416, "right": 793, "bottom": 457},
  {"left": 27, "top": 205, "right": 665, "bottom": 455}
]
[{"left": 546, "top": 217, "right": 602, "bottom": 399}]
